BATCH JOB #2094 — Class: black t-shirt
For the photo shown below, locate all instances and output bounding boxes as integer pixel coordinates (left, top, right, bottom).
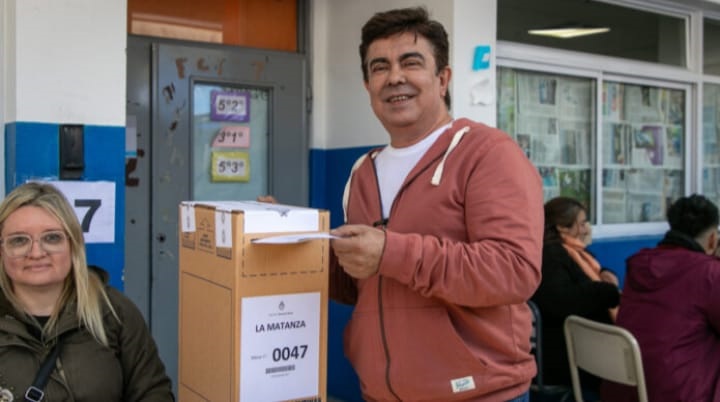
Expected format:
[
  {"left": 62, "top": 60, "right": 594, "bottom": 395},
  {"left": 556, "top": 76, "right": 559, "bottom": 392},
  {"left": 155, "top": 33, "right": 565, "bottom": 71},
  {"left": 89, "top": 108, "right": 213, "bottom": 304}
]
[{"left": 27, "top": 315, "right": 50, "bottom": 340}]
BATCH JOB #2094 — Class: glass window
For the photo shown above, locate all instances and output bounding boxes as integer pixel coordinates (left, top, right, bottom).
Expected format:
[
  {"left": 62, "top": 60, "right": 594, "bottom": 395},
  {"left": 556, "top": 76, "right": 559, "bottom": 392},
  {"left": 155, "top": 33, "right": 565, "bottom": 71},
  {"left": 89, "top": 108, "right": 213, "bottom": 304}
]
[
  {"left": 703, "top": 83, "right": 720, "bottom": 207},
  {"left": 498, "top": 0, "right": 686, "bottom": 68},
  {"left": 600, "top": 82, "right": 685, "bottom": 224},
  {"left": 498, "top": 67, "right": 688, "bottom": 227},
  {"left": 497, "top": 68, "right": 596, "bottom": 215},
  {"left": 192, "top": 83, "right": 270, "bottom": 200},
  {"left": 704, "top": 19, "right": 720, "bottom": 75}
]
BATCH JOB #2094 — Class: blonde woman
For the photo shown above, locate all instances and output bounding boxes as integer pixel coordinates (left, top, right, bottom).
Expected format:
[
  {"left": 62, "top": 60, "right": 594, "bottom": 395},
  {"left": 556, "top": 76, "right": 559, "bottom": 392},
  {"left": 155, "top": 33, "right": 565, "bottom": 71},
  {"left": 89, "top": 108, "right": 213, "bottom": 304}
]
[{"left": 0, "top": 182, "right": 173, "bottom": 401}]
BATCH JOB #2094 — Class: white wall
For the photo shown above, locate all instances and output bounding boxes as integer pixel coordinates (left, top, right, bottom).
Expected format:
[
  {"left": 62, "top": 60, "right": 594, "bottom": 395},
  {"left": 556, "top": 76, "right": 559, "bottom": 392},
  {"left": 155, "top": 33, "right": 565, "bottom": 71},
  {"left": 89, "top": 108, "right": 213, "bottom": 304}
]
[
  {"left": 13, "top": 0, "right": 126, "bottom": 126},
  {"left": 311, "top": 0, "right": 497, "bottom": 149},
  {"left": 451, "top": 0, "right": 497, "bottom": 126},
  {"left": 1, "top": 0, "right": 13, "bottom": 194},
  {"left": 1, "top": 0, "right": 15, "bottom": 122}
]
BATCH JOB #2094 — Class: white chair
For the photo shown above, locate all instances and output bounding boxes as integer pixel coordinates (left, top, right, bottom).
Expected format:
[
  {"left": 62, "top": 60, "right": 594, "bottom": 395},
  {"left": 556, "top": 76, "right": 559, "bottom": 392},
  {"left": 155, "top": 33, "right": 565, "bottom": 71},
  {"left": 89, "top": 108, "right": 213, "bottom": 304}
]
[{"left": 563, "top": 315, "right": 648, "bottom": 402}]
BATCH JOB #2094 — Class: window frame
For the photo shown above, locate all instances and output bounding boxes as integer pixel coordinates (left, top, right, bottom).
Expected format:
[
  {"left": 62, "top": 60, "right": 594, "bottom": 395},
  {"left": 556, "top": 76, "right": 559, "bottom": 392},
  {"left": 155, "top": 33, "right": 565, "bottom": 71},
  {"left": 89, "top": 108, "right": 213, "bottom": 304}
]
[
  {"left": 597, "top": 75, "right": 692, "bottom": 237},
  {"left": 598, "top": 0, "right": 693, "bottom": 69},
  {"left": 496, "top": 1, "right": 702, "bottom": 239},
  {"left": 701, "top": 14, "right": 720, "bottom": 201}
]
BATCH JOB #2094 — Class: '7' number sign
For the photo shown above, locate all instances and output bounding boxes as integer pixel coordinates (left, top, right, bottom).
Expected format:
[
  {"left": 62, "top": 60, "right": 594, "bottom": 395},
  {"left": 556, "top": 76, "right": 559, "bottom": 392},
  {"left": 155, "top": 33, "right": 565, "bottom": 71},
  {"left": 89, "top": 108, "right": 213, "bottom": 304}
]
[
  {"left": 42, "top": 180, "right": 116, "bottom": 243},
  {"left": 75, "top": 199, "right": 102, "bottom": 233}
]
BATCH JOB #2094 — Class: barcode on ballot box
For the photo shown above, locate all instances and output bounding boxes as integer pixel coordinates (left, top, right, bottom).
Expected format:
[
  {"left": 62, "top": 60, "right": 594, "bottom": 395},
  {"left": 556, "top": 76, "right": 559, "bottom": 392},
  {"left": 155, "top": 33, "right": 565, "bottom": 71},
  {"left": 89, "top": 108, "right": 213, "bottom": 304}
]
[{"left": 265, "top": 364, "right": 296, "bottom": 374}]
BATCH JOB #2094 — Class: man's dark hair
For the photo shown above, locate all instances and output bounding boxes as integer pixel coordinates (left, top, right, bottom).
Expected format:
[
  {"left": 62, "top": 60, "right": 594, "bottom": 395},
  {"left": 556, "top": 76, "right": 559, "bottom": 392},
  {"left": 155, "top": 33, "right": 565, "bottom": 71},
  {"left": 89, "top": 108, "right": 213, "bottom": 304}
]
[
  {"left": 359, "top": 7, "right": 451, "bottom": 109},
  {"left": 667, "top": 194, "right": 719, "bottom": 238}
]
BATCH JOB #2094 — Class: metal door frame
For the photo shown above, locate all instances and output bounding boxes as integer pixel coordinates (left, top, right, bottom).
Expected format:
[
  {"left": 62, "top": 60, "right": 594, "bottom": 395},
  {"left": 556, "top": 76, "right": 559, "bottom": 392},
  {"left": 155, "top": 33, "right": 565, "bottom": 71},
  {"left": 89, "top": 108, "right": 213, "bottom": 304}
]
[{"left": 125, "top": 37, "right": 309, "bottom": 390}]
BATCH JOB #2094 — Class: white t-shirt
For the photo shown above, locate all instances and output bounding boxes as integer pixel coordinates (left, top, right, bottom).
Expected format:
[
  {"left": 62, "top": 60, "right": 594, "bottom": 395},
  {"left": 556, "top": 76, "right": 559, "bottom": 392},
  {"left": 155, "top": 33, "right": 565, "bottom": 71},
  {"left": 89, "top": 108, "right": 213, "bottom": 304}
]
[{"left": 374, "top": 123, "right": 452, "bottom": 219}]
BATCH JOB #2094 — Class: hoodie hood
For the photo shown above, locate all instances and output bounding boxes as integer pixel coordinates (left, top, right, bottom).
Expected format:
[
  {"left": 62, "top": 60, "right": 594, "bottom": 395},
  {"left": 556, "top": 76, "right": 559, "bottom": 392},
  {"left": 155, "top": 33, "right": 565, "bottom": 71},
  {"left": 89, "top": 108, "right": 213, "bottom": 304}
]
[
  {"left": 625, "top": 231, "right": 709, "bottom": 292},
  {"left": 342, "top": 121, "right": 471, "bottom": 222}
]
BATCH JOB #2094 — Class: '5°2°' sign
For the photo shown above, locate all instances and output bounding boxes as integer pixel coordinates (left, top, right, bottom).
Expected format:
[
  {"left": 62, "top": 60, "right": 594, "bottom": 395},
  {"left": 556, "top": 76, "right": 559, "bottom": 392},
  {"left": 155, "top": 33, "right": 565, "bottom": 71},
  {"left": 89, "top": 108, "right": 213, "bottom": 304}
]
[{"left": 211, "top": 90, "right": 250, "bottom": 122}]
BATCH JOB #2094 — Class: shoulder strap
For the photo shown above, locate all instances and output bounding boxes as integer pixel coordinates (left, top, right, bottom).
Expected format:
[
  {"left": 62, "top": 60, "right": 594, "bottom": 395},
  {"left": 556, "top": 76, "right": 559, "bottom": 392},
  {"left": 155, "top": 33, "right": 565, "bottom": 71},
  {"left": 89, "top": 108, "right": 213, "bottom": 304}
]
[{"left": 24, "top": 336, "right": 64, "bottom": 402}]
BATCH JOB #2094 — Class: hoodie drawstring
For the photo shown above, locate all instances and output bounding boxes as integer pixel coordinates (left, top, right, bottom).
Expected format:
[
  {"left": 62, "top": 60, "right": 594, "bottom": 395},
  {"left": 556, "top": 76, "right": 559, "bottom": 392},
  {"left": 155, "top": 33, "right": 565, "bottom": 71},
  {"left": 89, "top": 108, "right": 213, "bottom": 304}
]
[
  {"left": 343, "top": 126, "right": 469, "bottom": 221},
  {"left": 430, "top": 126, "right": 470, "bottom": 186}
]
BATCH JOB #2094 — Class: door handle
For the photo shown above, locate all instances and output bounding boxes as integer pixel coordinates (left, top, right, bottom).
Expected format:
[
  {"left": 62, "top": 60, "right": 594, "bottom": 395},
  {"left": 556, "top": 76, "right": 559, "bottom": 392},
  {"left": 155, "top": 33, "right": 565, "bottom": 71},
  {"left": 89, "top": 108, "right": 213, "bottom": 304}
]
[{"left": 156, "top": 233, "right": 166, "bottom": 243}]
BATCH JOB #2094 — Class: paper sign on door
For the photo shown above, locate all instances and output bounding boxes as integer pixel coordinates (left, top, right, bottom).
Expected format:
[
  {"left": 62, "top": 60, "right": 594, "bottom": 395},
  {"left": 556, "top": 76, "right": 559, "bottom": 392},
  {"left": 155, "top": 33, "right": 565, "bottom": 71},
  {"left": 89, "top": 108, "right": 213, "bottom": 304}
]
[
  {"left": 210, "top": 151, "right": 250, "bottom": 182},
  {"left": 212, "top": 126, "right": 250, "bottom": 148},
  {"left": 211, "top": 90, "right": 250, "bottom": 122}
]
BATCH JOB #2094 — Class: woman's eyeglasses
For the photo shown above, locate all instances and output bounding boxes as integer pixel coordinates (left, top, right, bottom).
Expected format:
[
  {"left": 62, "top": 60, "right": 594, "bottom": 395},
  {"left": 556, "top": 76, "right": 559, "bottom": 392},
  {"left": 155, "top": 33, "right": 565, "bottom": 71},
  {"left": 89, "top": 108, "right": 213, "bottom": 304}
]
[{"left": 0, "top": 230, "right": 69, "bottom": 258}]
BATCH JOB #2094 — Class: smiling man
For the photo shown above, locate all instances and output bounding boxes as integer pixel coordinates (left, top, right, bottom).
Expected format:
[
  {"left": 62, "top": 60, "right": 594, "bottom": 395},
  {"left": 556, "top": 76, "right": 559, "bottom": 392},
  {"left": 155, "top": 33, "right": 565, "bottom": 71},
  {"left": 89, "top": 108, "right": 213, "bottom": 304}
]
[{"left": 328, "top": 7, "right": 545, "bottom": 402}]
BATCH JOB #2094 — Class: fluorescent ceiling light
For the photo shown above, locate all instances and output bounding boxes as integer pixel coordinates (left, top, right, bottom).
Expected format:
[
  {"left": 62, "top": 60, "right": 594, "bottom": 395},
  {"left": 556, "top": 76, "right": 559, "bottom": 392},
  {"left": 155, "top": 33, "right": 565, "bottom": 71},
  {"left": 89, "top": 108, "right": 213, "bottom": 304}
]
[{"left": 528, "top": 25, "right": 610, "bottom": 39}]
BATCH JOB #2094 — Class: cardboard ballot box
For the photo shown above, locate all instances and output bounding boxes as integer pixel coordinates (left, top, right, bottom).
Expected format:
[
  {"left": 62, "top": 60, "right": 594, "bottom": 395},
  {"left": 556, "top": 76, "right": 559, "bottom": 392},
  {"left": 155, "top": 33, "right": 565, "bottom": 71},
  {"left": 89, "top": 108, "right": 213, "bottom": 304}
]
[{"left": 178, "top": 201, "right": 329, "bottom": 402}]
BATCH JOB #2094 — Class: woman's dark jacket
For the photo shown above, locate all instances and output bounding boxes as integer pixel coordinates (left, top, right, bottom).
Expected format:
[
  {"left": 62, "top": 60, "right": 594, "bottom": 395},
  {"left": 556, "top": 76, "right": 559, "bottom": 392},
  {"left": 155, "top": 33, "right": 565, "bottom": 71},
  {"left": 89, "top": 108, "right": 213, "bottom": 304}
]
[
  {"left": 0, "top": 268, "right": 173, "bottom": 401},
  {"left": 531, "top": 242, "right": 620, "bottom": 389}
]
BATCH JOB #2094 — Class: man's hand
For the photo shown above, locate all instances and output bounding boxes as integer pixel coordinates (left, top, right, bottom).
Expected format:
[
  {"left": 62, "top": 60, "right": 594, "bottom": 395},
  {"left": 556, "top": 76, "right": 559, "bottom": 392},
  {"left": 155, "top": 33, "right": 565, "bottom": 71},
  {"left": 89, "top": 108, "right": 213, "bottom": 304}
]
[
  {"left": 330, "top": 224, "right": 386, "bottom": 279},
  {"left": 257, "top": 195, "right": 278, "bottom": 203}
]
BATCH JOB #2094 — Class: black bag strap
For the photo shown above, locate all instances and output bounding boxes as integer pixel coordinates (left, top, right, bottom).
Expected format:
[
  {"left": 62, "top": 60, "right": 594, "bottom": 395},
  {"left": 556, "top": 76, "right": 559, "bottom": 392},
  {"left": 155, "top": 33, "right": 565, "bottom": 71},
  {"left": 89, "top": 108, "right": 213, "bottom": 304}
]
[{"left": 24, "top": 336, "right": 64, "bottom": 402}]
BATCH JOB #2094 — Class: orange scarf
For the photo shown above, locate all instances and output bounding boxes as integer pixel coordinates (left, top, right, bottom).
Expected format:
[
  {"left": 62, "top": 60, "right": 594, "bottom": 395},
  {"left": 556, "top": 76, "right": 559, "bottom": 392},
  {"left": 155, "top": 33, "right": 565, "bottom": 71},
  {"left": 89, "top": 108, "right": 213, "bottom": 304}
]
[{"left": 561, "top": 234, "right": 618, "bottom": 322}]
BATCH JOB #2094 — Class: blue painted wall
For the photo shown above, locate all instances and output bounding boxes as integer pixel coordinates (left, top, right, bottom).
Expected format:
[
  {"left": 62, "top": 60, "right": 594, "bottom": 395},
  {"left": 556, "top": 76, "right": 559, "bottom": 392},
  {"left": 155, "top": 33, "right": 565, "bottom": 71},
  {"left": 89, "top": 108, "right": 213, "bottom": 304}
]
[
  {"left": 589, "top": 235, "right": 662, "bottom": 288},
  {"left": 5, "top": 122, "right": 126, "bottom": 290},
  {"left": 310, "top": 146, "right": 377, "bottom": 226},
  {"left": 5, "top": 122, "right": 59, "bottom": 188},
  {"left": 310, "top": 146, "right": 376, "bottom": 402},
  {"left": 310, "top": 146, "right": 666, "bottom": 401}
]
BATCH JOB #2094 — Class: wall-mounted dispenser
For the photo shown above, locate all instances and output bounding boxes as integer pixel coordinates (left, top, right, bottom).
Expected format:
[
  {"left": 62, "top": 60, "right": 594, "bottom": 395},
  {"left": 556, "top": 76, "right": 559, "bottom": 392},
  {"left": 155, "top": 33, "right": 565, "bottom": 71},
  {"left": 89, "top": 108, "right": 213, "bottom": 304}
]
[{"left": 59, "top": 124, "right": 84, "bottom": 179}]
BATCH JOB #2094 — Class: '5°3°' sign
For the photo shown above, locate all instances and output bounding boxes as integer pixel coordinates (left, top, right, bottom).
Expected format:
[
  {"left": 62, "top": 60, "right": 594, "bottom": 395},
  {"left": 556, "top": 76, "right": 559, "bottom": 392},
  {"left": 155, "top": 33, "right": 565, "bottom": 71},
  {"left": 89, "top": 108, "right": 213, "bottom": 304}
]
[{"left": 211, "top": 151, "right": 250, "bottom": 182}]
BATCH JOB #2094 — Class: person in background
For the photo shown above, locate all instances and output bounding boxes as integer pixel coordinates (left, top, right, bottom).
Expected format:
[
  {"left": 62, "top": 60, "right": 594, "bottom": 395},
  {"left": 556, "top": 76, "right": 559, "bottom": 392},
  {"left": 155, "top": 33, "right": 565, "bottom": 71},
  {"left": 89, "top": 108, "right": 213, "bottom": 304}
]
[
  {"left": 0, "top": 182, "right": 174, "bottom": 402},
  {"left": 531, "top": 196, "right": 621, "bottom": 400},
  {"left": 602, "top": 194, "right": 720, "bottom": 402},
  {"left": 328, "top": 6, "right": 544, "bottom": 402}
]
